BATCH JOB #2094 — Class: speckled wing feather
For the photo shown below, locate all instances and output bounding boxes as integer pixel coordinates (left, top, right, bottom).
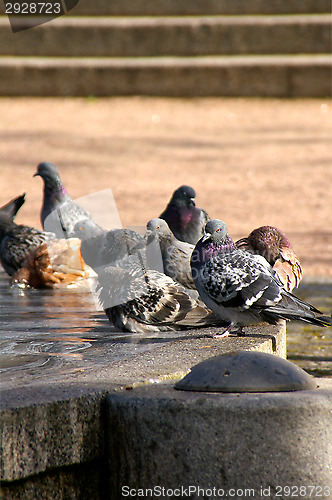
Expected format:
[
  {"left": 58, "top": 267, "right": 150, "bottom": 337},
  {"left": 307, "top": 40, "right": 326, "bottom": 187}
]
[
  {"left": 96, "top": 266, "right": 219, "bottom": 333},
  {"left": 197, "top": 250, "right": 282, "bottom": 312}
]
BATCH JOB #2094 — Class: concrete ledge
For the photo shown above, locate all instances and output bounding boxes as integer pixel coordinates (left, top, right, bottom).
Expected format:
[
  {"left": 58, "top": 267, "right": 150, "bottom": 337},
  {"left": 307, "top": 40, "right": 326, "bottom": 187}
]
[
  {"left": 106, "top": 379, "right": 332, "bottom": 499},
  {"left": 1, "top": 322, "right": 285, "bottom": 485},
  {"left": 1, "top": 15, "right": 330, "bottom": 57},
  {"left": 0, "top": 55, "right": 330, "bottom": 97},
  {"left": 2, "top": 320, "right": 331, "bottom": 499},
  {"left": 0, "top": 390, "right": 106, "bottom": 482}
]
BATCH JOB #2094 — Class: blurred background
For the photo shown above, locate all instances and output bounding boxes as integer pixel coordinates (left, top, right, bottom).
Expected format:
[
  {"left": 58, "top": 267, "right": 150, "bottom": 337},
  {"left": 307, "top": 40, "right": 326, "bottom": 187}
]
[{"left": 0, "top": 0, "right": 331, "bottom": 277}]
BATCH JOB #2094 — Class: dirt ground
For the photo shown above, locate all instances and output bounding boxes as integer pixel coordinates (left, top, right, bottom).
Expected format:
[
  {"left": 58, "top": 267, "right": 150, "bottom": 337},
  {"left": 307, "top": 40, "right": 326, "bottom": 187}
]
[{"left": 0, "top": 97, "right": 331, "bottom": 278}]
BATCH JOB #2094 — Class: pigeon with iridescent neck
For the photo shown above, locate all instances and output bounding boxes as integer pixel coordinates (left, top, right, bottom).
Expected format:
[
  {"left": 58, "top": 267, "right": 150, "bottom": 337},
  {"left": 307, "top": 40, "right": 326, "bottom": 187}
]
[
  {"left": 34, "top": 162, "right": 102, "bottom": 238},
  {"left": 191, "top": 219, "right": 332, "bottom": 336},
  {"left": 236, "top": 226, "right": 302, "bottom": 292},
  {"left": 159, "top": 185, "right": 210, "bottom": 244}
]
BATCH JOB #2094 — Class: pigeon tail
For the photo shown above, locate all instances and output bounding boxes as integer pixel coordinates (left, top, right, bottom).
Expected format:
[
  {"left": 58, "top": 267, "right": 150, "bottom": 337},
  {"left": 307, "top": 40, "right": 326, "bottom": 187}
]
[{"left": 0, "top": 193, "right": 26, "bottom": 221}]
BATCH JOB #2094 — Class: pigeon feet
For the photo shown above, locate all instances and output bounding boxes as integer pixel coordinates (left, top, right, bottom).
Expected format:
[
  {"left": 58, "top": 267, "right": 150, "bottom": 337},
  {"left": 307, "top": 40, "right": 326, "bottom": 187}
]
[{"left": 213, "top": 325, "right": 246, "bottom": 338}]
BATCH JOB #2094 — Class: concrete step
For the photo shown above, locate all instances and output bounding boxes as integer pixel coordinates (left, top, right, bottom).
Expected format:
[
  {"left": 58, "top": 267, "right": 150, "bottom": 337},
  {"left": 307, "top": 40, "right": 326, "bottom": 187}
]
[
  {"left": 1, "top": 15, "right": 331, "bottom": 57},
  {"left": 0, "top": 55, "right": 330, "bottom": 97}
]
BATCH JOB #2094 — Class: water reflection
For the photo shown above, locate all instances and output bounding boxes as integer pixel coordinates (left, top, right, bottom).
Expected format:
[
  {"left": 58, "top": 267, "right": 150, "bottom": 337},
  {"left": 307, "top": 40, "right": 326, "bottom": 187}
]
[
  {"left": 0, "top": 271, "right": 331, "bottom": 389},
  {"left": 0, "top": 271, "right": 192, "bottom": 389}
]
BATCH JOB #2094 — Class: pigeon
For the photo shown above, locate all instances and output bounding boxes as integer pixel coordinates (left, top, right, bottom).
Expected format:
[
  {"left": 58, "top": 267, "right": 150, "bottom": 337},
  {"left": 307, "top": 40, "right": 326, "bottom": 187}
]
[
  {"left": 96, "top": 265, "right": 219, "bottom": 333},
  {"left": 191, "top": 219, "right": 332, "bottom": 336},
  {"left": 236, "top": 226, "right": 302, "bottom": 292},
  {"left": 34, "top": 161, "right": 102, "bottom": 238},
  {"left": 0, "top": 210, "right": 56, "bottom": 276},
  {"left": 146, "top": 218, "right": 195, "bottom": 289},
  {"left": 159, "top": 185, "right": 210, "bottom": 244},
  {"left": 72, "top": 220, "right": 146, "bottom": 271},
  {"left": 10, "top": 238, "right": 94, "bottom": 288},
  {"left": 0, "top": 193, "right": 26, "bottom": 221},
  {"left": 89, "top": 218, "right": 226, "bottom": 332}
]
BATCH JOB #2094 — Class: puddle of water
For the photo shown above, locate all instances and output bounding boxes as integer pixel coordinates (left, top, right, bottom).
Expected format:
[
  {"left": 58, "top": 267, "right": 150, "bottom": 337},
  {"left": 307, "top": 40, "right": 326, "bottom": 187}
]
[{"left": 0, "top": 271, "right": 331, "bottom": 389}]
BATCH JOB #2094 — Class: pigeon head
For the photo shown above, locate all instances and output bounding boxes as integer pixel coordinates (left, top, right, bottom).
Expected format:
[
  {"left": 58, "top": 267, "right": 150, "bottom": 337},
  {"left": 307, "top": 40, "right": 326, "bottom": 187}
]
[
  {"left": 202, "top": 219, "right": 235, "bottom": 255},
  {"left": 247, "top": 226, "right": 290, "bottom": 265},
  {"left": 72, "top": 220, "right": 105, "bottom": 240},
  {"left": 145, "top": 219, "right": 169, "bottom": 250},
  {"left": 205, "top": 219, "right": 228, "bottom": 241},
  {"left": 171, "top": 185, "right": 196, "bottom": 208},
  {"left": 34, "top": 162, "right": 67, "bottom": 197},
  {"left": 146, "top": 218, "right": 172, "bottom": 238}
]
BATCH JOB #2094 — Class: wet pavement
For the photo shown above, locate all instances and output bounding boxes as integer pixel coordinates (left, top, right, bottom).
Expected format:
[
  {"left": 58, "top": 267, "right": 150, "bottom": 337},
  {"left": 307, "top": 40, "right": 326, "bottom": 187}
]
[{"left": 0, "top": 270, "right": 197, "bottom": 389}]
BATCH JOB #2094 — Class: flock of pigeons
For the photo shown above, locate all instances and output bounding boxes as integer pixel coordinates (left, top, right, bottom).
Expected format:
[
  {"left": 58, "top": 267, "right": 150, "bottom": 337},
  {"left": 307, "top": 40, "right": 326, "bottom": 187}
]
[{"left": 0, "top": 162, "right": 331, "bottom": 335}]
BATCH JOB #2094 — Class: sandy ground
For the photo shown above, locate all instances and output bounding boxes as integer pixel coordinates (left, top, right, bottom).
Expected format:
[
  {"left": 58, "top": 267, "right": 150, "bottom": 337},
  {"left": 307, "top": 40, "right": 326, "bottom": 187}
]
[{"left": 0, "top": 97, "right": 331, "bottom": 278}]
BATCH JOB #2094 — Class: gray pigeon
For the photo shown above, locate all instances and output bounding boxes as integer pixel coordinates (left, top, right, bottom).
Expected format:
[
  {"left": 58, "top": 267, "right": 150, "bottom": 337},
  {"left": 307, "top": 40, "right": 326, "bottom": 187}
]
[
  {"left": 236, "top": 225, "right": 303, "bottom": 292},
  {"left": 0, "top": 193, "right": 26, "bottom": 221},
  {"left": 191, "top": 219, "right": 332, "bottom": 336},
  {"left": 96, "top": 265, "right": 219, "bottom": 333},
  {"left": 159, "top": 185, "right": 210, "bottom": 244},
  {"left": 72, "top": 220, "right": 146, "bottom": 271},
  {"left": 90, "top": 218, "right": 224, "bottom": 332},
  {"left": 146, "top": 218, "right": 195, "bottom": 289},
  {"left": 0, "top": 210, "right": 55, "bottom": 276},
  {"left": 34, "top": 162, "right": 102, "bottom": 238}
]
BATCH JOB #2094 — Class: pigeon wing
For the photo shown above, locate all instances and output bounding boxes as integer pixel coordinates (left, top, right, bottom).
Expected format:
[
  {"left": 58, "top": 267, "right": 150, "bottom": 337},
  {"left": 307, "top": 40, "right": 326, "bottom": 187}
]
[{"left": 198, "top": 250, "right": 282, "bottom": 311}]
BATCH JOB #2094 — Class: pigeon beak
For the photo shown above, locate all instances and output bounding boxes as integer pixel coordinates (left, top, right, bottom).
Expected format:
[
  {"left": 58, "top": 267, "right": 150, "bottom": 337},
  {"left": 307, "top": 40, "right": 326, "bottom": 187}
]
[
  {"left": 202, "top": 233, "right": 210, "bottom": 242},
  {"left": 189, "top": 198, "right": 196, "bottom": 207},
  {"left": 33, "top": 171, "right": 39, "bottom": 178},
  {"left": 145, "top": 229, "right": 156, "bottom": 243}
]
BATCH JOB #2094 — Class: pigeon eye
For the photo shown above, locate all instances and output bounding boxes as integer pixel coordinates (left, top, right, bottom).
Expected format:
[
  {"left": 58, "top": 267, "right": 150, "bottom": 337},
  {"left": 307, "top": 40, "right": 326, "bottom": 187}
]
[
  {"left": 216, "top": 228, "right": 221, "bottom": 232},
  {"left": 156, "top": 225, "right": 160, "bottom": 230}
]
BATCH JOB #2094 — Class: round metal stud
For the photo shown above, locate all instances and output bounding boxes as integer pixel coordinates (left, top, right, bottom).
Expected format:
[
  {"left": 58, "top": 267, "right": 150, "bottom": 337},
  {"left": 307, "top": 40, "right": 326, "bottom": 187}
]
[{"left": 175, "top": 350, "right": 318, "bottom": 392}]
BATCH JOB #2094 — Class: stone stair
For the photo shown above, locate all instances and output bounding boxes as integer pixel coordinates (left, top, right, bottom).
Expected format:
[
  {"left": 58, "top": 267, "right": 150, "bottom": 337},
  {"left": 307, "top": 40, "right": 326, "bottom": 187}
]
[{"left": 0, "top": 0, "right": 331, "bottom": 96}]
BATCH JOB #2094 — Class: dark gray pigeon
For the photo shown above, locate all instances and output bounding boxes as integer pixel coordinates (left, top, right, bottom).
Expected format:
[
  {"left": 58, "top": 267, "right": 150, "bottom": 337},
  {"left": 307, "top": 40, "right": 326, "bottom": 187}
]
[
  {"left": 34, "top": 162, "right": 102, "bottom": 238},
  {"left": 146, "top": 218, "right": 195, "bottom": 289},
  {"left": 0, "top": 211, "right": 55, "bottom": 276},
  {"left": 159, "top": 185, "right": 210, "bottom": 244},
  {"left": 236, "top": 225, "right": 303, "bottom": 292},
  {"left": 191, "top": 219, "right": 332, "bottom": 336},
  {"left": 0, "top": 193, "right": 26, "bottom": 221}
]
